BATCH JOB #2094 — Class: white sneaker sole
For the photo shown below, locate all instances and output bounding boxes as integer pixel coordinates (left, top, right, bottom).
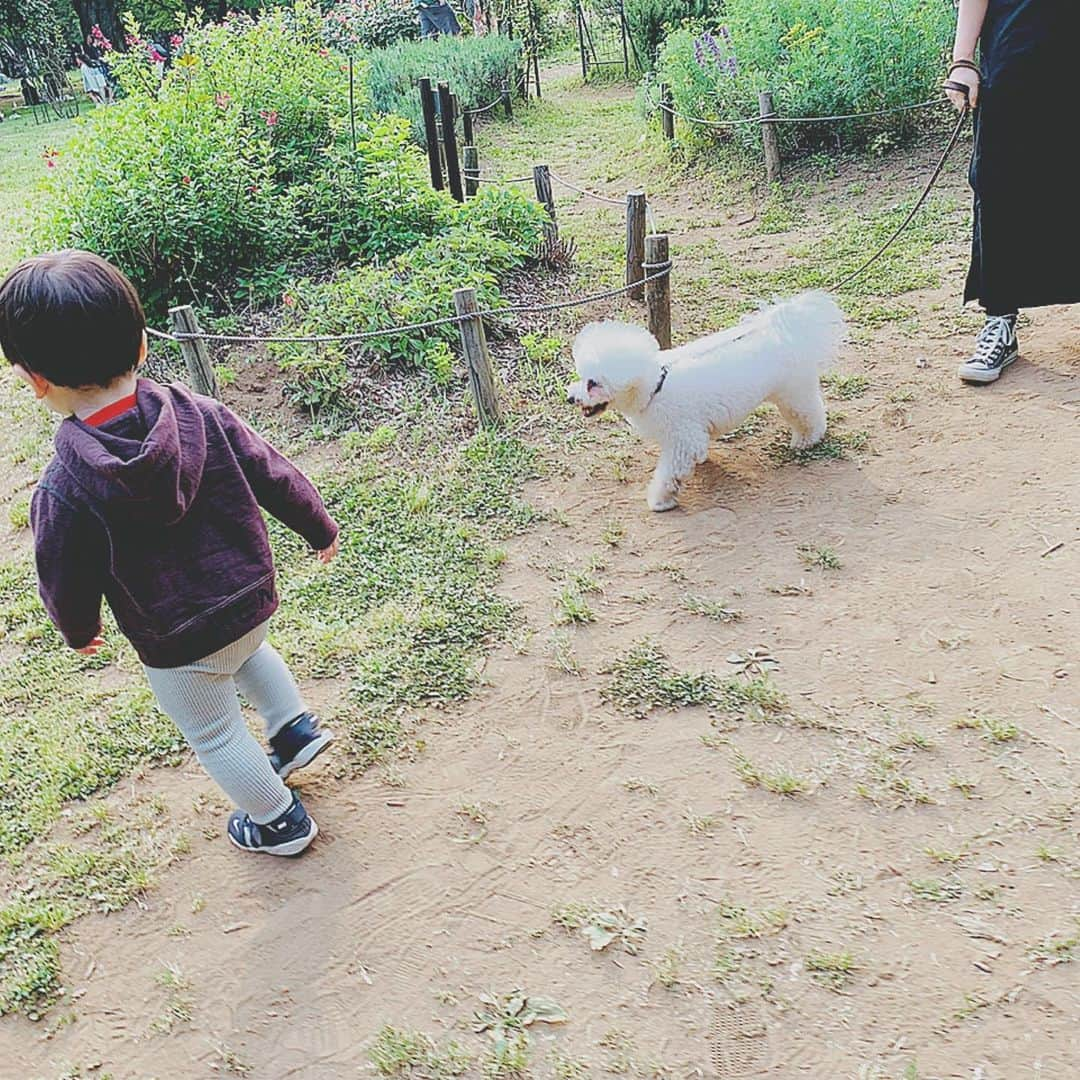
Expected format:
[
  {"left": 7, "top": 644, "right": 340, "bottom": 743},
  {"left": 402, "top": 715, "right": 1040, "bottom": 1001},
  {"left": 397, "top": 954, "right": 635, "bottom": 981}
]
[
  {"left": 958, "top": 349, "right": 1019, "bottom": 384},
  {"left": 276, "top": 729, "right": 334, "bottom": 780},
  {"left": 229, "top": 818, "right": 318, "bottom": 857}
]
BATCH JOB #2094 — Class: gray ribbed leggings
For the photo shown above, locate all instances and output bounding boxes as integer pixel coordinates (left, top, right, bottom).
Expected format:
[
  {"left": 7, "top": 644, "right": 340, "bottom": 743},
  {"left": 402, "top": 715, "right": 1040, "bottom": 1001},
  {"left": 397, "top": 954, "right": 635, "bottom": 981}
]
[{"left": 144, "top": 623, "right": 304, "bottom": 824}]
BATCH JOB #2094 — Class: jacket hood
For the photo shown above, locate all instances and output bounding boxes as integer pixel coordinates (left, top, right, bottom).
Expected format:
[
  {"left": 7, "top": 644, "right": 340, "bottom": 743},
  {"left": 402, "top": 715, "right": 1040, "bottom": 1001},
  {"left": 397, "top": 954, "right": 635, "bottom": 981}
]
[{"left": 54, "top": 379, "right": 207, "bottom": 525}]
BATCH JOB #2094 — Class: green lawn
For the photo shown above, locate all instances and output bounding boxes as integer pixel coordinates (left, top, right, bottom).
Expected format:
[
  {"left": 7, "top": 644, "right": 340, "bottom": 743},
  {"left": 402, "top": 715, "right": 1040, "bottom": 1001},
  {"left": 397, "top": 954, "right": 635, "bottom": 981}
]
[{"left": 0, "top": 108, "right": 86, "bottom": 273}]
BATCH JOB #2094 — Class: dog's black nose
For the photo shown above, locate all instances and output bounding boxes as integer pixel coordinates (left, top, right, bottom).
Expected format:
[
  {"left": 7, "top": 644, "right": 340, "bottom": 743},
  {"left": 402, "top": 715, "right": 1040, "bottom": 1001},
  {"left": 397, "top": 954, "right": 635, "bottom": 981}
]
[{"left": 566, "top": 393, "right": 575, "bottom": 404}]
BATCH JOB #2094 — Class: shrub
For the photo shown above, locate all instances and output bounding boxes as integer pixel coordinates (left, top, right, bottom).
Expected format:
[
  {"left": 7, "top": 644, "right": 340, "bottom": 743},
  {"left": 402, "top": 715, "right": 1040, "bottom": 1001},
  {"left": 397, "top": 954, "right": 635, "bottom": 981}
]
[
  {"left": 654, "top": 0, "right": 954, "bottom": 152},
  {"left": 366, "top": 32, "right": 521, "bottom": 147},
  {"left": 322, "top": 0, "right": 418, "bottom": 51},
  {"left": 624, "top": 0, "right": 720, "bottom": 65},
  {"left": 274, "top": 186, "right": 547, "bottom": 416}
]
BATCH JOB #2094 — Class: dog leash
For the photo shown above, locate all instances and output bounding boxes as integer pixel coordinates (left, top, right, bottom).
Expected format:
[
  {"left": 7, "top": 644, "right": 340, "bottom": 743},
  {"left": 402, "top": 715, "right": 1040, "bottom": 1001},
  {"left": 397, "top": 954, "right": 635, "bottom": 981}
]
[{"left": 830, "top": 84, "right": 972, "bottom": 292}]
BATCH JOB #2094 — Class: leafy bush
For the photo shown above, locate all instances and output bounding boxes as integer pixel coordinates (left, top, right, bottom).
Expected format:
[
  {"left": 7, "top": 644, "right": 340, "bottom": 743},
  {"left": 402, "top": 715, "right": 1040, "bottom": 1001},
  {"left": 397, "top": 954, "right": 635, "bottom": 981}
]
[
  {"left": 654, "top": 0, "right": 954, "bottom": 151},
  {"left": 624, "top": 0, "right": 720, "bottom": 65},
  {"left": 322, "top": 0, "right": 418, "bottom": 51},
  {"left": 366, "top": 32, "right": 521, "bottom": 147},
  {"left": 274, "top": 186, "right": 547, "bottom": 416}
]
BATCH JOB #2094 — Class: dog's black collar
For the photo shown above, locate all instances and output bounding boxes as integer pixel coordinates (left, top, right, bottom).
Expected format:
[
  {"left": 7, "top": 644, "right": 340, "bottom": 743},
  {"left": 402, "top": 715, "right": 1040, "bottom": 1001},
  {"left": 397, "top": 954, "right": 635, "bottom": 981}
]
[{"left": 646, "top": 365, "right": 669, "bottom": 409}]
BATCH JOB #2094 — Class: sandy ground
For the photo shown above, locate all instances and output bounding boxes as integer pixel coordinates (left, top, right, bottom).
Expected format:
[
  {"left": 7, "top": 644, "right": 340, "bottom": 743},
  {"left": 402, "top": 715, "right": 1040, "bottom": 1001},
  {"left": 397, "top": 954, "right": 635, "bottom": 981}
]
[{"left": 5, "top": 78, "right": 1080, "bottom": 1080}]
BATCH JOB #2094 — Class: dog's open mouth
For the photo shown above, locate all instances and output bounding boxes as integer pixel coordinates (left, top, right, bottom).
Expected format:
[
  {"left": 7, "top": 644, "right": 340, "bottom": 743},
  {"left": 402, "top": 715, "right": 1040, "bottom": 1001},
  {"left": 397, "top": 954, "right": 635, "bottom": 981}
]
[{"left": 581, "top": 401, "right": 608, "bottom": 419}]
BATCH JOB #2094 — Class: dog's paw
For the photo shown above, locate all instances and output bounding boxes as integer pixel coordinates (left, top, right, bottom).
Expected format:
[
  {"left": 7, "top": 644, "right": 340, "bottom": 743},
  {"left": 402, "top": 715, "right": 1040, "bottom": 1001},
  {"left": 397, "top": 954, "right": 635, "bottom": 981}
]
[
  {"left": 789, "top": 429, "right": 825, "bottom": 450},
  {"left": 647, "top": 492, "right": 679, "bottom": 512}
]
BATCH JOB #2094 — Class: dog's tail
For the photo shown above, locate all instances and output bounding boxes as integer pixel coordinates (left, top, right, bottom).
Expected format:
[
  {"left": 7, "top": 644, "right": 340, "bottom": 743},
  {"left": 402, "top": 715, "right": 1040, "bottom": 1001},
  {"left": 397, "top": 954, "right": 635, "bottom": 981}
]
[{"left": 771, "top": 291, "right": 846, "bottom": 373}]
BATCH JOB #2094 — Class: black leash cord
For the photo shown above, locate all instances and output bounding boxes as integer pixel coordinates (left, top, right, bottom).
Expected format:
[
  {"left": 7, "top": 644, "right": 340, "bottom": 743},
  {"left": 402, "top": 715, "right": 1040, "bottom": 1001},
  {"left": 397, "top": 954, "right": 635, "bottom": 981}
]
[{"left": 831, "top": 85, "right": 971, "bottom": 292}]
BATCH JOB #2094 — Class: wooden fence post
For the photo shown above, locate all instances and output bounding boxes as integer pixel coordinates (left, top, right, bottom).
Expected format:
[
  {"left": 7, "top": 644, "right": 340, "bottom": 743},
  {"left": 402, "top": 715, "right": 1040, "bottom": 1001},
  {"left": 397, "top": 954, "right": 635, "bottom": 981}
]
[
  {"left": 464, "top": 145, "right": 479, "bottom": 197},
  {"left": 644, "top": 234, "right": 672, "bottom": 350},
  {"left": 168, "top": 305, "right": 218, "bottom": 398},
  {"left": 419, "top": 78, "right": 443, "bottom": 190},
  {"left": 529, "top": 0, "right": 542, "bottom": 100},
  {"left": 759, "top": 90, "right": 782, "bottom": 185},
  {"left": 501, "top": 81, "right": 513, "bottom": 119},
  {"left": 660, "top": 83, "right": 675, "bottom": 142},
  {"left": 453, "top": 287, "right": 503, "bottom": 428},
  {"left": 438, "top": 81, "right": 464, "bottom": 203},
  {"left": 459, "top": 97, "right": 474, "bottom": 148},
  {"left": 625, "top": 190, "right": 647, "bottom": 301},
  {"left": 532, "top": 163, "right": 557, "bottom": 240}
]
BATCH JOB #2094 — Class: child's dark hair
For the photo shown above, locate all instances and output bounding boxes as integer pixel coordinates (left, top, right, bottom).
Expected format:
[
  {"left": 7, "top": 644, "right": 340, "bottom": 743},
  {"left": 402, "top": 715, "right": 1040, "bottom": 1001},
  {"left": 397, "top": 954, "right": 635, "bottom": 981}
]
[{"left": 0, "top": 250, "right": 146, "bottom": 388}]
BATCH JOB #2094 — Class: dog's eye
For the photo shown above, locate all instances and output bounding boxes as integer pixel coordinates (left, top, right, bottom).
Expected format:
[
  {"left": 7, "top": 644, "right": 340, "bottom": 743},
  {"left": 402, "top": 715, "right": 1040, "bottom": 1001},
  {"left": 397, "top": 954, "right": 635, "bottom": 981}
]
[{"left": 586, "top": 379, "right": 598, "bottom": 391}]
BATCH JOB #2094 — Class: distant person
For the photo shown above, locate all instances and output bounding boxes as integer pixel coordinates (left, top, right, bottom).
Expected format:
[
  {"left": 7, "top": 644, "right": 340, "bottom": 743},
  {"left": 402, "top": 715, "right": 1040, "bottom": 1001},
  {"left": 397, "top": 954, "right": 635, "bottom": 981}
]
[
  {"left": 77, "top": 45, "right": 109, "bottom": 105},
  {"left": 81, "top": 34, "right": 114, "bottom": 104},
  {"left": 0, "top": 251, "right": 339, "bottom": 857},
  {"left": 415, "top": 0, "right": 462, "bottom": 38},
  {"left": 947, "top": 1, "right": 1080, "bottom": 385}
]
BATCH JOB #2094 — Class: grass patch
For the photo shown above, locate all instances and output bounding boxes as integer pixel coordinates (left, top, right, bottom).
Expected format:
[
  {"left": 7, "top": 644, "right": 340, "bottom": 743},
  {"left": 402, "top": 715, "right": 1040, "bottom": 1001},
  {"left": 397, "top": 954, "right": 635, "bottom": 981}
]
[
  {"left": 681, "top": 595, "right": 743, "bottom": 623},
  {"left": 954, "top": 714, "right": 1019, "bottom": 744},
  {"left": 855, "top": 751, "right": 934, "bottom": 808},
  {"left": 909, "top": 876, "right": 964, "bottom": 903},
  {"left": 805, "top": 950, "right": 856, "bottom": 990},
  {"left": 821, "top": 372, "right": 870, "bottom": 400},
  {"left": 370, "top": 1026, "right": 471, "bottom": 1077},
  {"left": 797, "top": 543, "right": 842, "bottom": 570},
  {"left": 772, "top": 425, "right": 870, "bottom": 465},
  {"left": 733, "top": 751, "right": 809, "bottom": 796},
  {"left": 602, "top": 641, "right": 790, "bottom": 721}
]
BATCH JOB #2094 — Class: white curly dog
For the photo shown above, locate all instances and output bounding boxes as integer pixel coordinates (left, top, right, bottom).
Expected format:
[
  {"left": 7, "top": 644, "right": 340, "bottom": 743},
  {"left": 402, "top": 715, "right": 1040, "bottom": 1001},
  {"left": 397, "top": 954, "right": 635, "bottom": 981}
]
[{"left": 566, "top": 291, "right": 845, "bottom": 512}]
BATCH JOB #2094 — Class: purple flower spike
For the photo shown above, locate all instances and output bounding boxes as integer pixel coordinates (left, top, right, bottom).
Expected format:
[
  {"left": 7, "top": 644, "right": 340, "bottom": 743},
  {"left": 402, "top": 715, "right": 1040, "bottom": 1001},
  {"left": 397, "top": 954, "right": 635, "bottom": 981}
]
[{"left": 719, "top": 25, "right": 731, "bottom": 44}]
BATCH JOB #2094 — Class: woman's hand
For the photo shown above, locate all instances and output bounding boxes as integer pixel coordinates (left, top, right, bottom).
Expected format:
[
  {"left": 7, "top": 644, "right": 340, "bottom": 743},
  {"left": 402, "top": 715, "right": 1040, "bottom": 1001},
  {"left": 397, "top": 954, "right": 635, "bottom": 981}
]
[
  {"left": 946, "top": 65, "right": 980, "bottom": 111},
  {"left": 76, "top": 634, "right": 106, "bottom": 656},
  {"left": 317, "top": 536, "right": 339, "bottom": 564}
]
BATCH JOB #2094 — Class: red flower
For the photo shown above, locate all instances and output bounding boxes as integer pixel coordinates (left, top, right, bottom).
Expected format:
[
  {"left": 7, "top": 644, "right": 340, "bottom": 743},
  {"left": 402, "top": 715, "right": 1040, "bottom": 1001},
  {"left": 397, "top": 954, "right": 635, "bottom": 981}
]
[
  {"left": 181, "top": 175, "right": 191, "bottom": 185},
  {"left": 282, "top": 293, "right": 296, "bottom": 308},
  {"left": 248, "top": 184, "right": 259, "bottom": 195},
  {"left": 260, "top": 109, "right": 279, "bottom": 128},
  {"left": 318, "top": 48, "right": 329, "bottom": 57},
  {"left": 170, "top": 34, "right": 183, "bottom": 48}
]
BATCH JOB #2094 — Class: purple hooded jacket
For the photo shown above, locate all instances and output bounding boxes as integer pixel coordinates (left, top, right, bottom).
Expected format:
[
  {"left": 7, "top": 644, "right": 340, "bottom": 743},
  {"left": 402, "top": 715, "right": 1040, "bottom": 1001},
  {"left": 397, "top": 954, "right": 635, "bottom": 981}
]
[{"left": 30, "top": 379, "right": 338, "bottom": 668}]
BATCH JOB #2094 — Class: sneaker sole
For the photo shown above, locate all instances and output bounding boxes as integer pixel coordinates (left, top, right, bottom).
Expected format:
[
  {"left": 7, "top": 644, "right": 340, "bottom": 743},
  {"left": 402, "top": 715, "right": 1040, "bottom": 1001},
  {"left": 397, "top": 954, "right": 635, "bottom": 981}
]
[
  {"left": 276, "top": 729, "right": 334, "bottom": 780},
  {"left": 228, "top": 818, "right": 318, "bottom": 857},
  {"left": 958, "top": 349, "right": 1019, "bottom": 384}
]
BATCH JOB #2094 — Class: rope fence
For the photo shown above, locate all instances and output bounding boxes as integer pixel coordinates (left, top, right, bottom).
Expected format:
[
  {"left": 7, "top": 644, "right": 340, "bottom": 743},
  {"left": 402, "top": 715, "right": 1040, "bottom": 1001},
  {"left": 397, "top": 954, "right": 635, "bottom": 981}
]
[{"left": 150, "top": 260, "right": 675, "bottom": 428}]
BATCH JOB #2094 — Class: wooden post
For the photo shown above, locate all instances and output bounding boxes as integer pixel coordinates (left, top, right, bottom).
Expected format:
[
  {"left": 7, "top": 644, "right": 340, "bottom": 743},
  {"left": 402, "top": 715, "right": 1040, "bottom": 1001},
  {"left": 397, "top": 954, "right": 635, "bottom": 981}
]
[
  {"left": 501, "top": 81, "right": 513, "bottom": 120},
  {"left": 461, "top": 103, "right": 474, "bottom": 148},
  {"left": 625, "top": 190, "right": 647, "bottom": 301},
  {"left": 168, "top": 305, "right": 218, "bottom": 398},
  {"left": 453, "top": 287, "right": 503, "bottom": 428},
  {"left": 759, "top": 90, "right": 782, "bottom": 185},
  {"left": 644, "top": 234, "right": 671, "bottom": 350},
  {"left": 577, "top": 2, "right": 588, "bottom": 81},
  {"left": 438, "top": 82, "right": 464, "bottom": 203},
  {"left": 660, "top": 83, "right": 675, "bottom": 142},
  {"left": 529, "top": 0, "right": 542, "bottom": 101},
  {"left": 532, "top": 163, "right": 557, "bottom": 240},
  {"left": 419, "top": 78, "right": 443, "bottom": 190},
  {"left": 464, "top": 145, "right": 479, "bottom": 197}
]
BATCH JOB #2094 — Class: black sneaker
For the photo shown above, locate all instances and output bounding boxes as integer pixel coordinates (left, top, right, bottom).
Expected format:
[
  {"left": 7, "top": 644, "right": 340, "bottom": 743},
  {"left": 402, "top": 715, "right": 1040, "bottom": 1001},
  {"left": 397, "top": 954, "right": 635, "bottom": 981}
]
[
  {"left": 227, "top": 793, "right": 317, "bottom": 856},
  {"left": 268, "top": 713, "right": 334, "bottom": 780},
  {"left": 958, "top": 315, "right": 1019, "bottom": 384}
]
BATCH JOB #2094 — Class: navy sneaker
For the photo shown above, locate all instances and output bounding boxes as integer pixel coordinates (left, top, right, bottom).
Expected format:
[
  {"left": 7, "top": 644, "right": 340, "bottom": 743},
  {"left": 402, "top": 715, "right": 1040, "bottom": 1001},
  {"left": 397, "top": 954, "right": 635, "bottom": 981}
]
[
  {"left": 958, "top": 315, "right": 1019, "bottom": 384},
  {"left": 268, "top": 713, "right": 334, "bottom": 780},
  {"left": 227, "top": 793, "right": 317, "bottom": 856}
]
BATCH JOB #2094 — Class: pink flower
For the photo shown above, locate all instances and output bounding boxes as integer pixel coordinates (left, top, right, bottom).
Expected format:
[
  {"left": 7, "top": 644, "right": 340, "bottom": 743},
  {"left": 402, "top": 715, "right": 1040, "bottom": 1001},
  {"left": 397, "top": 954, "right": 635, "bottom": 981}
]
[
  {"left": 43, "top": 148, "right": 60, "bottom": 169},
  {"left": 282, "top": 293, "right": 296, "bottom": 308},
  {"left": 260, "top": 109, "right": 279, "bottom": 128},
  {"left": 181, "top": 175, "right": 191, "bottom": 185},
  {"left": 215, "top": 92, "right": 232, "bottom": 109},
  {"left": 170, "top": 34, "right": 183, "bottom": 48}
]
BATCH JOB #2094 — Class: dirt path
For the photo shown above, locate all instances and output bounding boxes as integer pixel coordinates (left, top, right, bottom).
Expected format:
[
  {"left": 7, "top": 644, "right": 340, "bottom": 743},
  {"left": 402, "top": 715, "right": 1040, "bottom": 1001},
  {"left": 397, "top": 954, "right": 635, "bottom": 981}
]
[{"left": 6, "top": 74, "right": 1080, "bottom": 1080}]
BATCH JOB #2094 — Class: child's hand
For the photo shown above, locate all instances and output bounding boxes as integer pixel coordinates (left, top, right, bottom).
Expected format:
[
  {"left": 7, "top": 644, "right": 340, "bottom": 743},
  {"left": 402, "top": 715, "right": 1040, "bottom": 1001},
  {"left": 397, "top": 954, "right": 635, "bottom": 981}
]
[
  {"left": 76, "top": 635, "right": 106, "bottom": 656},
  {"left": 317, "top": 536, "right": 339, "bottom": 564}
]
